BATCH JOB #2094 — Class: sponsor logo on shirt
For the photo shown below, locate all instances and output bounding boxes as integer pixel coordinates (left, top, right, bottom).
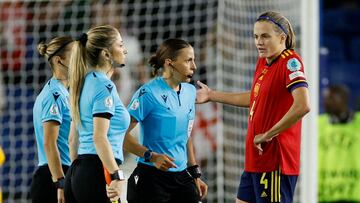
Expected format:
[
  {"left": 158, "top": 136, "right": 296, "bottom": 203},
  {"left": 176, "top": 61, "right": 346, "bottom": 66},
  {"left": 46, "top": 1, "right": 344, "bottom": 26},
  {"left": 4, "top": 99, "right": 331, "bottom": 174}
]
[
  {"left": 105, "top": 96, "right": 113, "bottom": 108},
  {"left": 138, "top": 89, "right": 146, "bottom": 98},
  {"left": 52, "top": 92, "right": 60, "bottom": 101},
  {"left": 130, "top": 99, "right": 140, "bottom": 110},
  {"left": 287, "top": 58, "right": 301, "bottom": 72},
  {"left": 289, "top": 71, "right": 305, "bottom": 80},
  {"left": 49, "top": 104, "right": 59, "bottom": 115},
  {"left": 105, "top": 84, "right": 113, "bottom": 93},
  {"left": 161, "top": 95, "right": 168, "bottom": 103}
]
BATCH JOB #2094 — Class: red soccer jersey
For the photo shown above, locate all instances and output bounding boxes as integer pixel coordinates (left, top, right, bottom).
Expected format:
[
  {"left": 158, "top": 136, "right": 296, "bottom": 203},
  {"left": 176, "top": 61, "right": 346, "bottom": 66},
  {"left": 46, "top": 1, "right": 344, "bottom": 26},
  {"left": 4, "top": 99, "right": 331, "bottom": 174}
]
[{"left": 245, "top": 49, "right": 307, "bottom": 175}]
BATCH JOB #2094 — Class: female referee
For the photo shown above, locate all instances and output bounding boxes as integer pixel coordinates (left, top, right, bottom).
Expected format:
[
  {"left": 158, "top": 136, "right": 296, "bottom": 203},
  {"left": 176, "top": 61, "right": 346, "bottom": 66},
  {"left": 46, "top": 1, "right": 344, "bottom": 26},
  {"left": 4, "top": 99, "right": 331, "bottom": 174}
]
[
  {"left": 196, "top": 11, "right": 310, "bottom": 203},
  {"left": 30, "top": 36, "right": 73, "bottom": 203},
  {"left": 65, "top": 25, "right": 129, "bottom": 203},
  {"left": 124, "top": 38, "right": 208, "bottom": 203}
]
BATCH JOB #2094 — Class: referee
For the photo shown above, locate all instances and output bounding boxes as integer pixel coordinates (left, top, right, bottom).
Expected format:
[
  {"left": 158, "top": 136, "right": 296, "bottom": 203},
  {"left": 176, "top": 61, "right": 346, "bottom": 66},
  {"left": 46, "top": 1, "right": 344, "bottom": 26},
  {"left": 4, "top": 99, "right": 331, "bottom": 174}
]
[
  {"left": 125, "top": 38, "right": 208, "bottom": 203},
  {"left": 65, "top": 25, "right": 129, "bottom": 203},
  {"left": 30, "top": 36, "right": 73, "bottom": 203}
]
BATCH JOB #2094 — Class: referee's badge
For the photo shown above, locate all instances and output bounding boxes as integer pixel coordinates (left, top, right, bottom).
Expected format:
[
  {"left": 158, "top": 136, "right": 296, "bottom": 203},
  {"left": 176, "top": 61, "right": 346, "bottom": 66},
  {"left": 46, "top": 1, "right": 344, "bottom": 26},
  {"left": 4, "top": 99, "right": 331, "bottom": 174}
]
[
  {"left": 49, "top": 104, "right": 59, "bottom": 115},
  {"left": 130, "top": 99, "right": 140, "bottom": 110},
  {"left": 287, "top": 58, "right": 301, "bottom": 72},
  {"left": 105, "top": 96, "right": 113, "bottom": 108}
]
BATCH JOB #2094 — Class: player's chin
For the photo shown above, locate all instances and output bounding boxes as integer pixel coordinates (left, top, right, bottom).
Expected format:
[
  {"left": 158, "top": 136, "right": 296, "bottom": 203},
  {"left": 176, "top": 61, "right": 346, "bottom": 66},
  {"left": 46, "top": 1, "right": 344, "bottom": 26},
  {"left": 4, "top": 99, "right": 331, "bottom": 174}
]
[{"left": 258, "top": 52, "right": 267, "bottom": 58}]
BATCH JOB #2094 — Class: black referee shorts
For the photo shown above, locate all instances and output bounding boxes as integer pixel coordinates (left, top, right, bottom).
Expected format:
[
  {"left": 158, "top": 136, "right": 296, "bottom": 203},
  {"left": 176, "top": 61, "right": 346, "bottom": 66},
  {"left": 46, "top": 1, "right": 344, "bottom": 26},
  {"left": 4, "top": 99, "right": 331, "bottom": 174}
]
[
  {"left": 127, "top": 163, "right": 200, "bottom": 203},
  {"left": 64, "top": 154, "right": 121, "bottom": 203},
  {"left": 30, "top": 164, "right": 69, "bottom": 203}
]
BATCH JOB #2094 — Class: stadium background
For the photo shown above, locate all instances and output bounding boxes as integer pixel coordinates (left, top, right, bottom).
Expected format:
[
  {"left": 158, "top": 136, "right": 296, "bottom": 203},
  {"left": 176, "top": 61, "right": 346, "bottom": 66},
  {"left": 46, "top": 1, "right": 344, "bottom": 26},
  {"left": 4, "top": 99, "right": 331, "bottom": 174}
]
[{"left": 0, "top": 0, "right": 359, "bottom": 202}]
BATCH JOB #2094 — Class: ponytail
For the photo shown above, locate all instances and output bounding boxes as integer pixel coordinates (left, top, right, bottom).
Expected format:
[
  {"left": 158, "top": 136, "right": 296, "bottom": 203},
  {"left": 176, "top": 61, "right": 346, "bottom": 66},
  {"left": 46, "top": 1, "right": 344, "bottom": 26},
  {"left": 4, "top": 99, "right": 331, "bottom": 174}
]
[{"left": 69, "top": 40, "right": 88, "bottom": 125}]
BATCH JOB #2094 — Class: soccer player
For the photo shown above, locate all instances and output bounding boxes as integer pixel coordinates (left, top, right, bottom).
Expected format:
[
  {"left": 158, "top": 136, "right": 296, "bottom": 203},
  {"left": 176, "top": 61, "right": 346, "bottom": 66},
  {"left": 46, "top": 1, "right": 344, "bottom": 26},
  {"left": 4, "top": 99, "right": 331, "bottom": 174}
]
[
  {"left": 65, "top": 25, "right": 129, "bottom": 203},
  {"left": 196, "top": 11, "right": 310, "bottom": 203},
  {"left": 124, "top": 38, "right": 208, "bottom": 203},
  {"left": 30, "top": 36, "right": 74, "bottom": 203}
]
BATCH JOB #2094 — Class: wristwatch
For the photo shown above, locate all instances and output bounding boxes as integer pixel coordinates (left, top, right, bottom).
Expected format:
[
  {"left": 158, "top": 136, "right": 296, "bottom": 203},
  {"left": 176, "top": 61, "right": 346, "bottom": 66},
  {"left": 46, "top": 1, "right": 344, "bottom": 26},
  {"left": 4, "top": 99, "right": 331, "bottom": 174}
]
[
  {"left": 110, "top": 169, "right": 125, "bottom": 181},
  {"left": 53, "top": 177, "right": 65, "bottom": 189},
  {"left": 144, "top": 149, "right": 153, "bottom": 162}
]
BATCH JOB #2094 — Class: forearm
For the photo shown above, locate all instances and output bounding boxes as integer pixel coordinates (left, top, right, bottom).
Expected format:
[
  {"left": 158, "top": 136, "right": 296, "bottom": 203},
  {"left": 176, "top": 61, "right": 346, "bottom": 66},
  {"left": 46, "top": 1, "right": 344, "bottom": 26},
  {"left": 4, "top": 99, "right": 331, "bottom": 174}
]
[
  {"left": 123, "top": 132, "right": 148, "bottom": 158},
  {"left": 69, "top": 138, "right": 79, "bottom": 162},
  {"left": 187, "top": 138, "right": 197, "bottom": 166},
  {"left": 209, "top": 91, "right": 251, "bottom": 107},
  {"left": 94, "top": 136, "right": 119, "bottom": 173},
  {"left": 265, "top": 87, "right": 310, "bottom": 139},
  {"left": 44, "top": 143, "right": 64, "bottom": 179},
  {"left": 69, "top": 122, "right": 79, "bottom": 162}
]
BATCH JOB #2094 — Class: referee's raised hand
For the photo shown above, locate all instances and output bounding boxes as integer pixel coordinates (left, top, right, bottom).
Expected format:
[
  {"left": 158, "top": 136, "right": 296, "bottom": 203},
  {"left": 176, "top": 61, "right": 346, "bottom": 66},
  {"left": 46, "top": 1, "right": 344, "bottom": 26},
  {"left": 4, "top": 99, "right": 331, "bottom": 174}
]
[{"left": 151, "top": 152, "right": 178, "bottom": 171}]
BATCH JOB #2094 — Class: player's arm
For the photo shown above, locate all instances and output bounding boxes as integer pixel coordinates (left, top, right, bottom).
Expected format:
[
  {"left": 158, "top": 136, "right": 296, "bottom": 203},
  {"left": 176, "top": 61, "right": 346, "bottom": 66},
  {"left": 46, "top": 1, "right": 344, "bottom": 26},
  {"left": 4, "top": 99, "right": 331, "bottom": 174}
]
[
  {"left": 68, "top": 121, "right": 79, "bottom": 162},
  {"left": 124, "top": 117, "right": 177, "bottom": 171},
  {"left": 43, "top": 121, "right": 65, "bottom": 180},
  {"left": 259, "top": 87, "right": 310, "bottom": 141},
  {"left": 196, "top": 81, "right": 250, "bottom": 107},
  {"left": 186, "top": 137, "right": 208, "bottom": 198}
]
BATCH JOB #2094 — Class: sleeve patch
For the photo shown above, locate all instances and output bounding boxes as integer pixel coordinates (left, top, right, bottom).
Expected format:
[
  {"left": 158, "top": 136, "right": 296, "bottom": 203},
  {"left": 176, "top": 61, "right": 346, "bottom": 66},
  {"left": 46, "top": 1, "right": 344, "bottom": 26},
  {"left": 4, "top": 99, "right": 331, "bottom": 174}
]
[
  {"left": 287, "top": 58, "right": 301, "bottom": 72},
  {"left": 129, "top": 98, "right": 140, "bottom": 110},
  {"left": 289, "top": 71, "right": 305, "bottom": 80},
  {"left": 104, "top": 96, "right": 113, "bottom": 108},
  {"left": 49, "top": 104, "right": 59, "bottom": 115}
]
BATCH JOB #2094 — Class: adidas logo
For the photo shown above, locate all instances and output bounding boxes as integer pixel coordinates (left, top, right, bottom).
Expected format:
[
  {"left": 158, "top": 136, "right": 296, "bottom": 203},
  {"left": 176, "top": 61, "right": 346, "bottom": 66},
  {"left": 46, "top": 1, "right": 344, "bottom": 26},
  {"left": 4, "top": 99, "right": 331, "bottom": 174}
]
[{"left": 261, "top": 191, "right": 267, "bottom": 198}]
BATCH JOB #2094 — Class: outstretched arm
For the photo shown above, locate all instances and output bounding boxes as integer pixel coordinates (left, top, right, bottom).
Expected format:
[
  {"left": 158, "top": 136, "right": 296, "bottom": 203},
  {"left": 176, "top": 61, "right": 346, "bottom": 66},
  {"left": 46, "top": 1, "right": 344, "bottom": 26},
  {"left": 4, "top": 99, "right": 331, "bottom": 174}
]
[{"left": 196, "top": 81, "right": 251, "bottom": 107}]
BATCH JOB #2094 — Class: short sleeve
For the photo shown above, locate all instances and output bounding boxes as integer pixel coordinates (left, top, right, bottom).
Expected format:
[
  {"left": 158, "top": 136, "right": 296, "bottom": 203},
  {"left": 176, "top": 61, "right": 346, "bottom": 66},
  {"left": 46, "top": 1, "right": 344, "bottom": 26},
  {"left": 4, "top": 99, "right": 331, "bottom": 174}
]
[
  {"left": 41, "top": 92, "right": 63, "bottom": 124},
  {"left": 127, "top": 86, "right": 155, "bottom": 122},
  {"left": 284, "top": 56, "right": 308, "bottom": 92},
  {"left": 92, "top": 83, "right": 115, "bottom": 116}
]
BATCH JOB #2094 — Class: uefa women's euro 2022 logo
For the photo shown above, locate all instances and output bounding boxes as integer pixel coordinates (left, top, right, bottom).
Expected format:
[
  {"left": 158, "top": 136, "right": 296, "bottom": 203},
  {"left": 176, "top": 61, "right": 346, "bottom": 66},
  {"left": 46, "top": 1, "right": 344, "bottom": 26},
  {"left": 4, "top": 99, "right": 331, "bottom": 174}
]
[{"left": 287, "top": 58, "right": 301, "bottom": 72}]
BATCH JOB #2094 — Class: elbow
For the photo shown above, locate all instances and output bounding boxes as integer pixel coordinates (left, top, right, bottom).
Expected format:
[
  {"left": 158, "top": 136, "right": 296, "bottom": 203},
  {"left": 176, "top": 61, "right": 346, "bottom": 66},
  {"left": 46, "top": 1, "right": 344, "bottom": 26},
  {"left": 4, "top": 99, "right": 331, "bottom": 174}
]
[{"left": 299, "top": 103, "right": 311, "bottom": 117}]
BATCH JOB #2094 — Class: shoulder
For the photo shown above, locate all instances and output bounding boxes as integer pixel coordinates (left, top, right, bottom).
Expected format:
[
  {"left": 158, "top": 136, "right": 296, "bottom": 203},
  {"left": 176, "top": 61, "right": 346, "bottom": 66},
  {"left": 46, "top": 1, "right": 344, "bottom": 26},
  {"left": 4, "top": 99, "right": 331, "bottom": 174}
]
[
  {"left": 86, "top": 72, "right": 115, "bottom": 94},
  {"left": 47, "top": 80, "right": 66, "bottom": 102},
  {"left": 280, "top": 50, "right": 303, "bottom": 69}
]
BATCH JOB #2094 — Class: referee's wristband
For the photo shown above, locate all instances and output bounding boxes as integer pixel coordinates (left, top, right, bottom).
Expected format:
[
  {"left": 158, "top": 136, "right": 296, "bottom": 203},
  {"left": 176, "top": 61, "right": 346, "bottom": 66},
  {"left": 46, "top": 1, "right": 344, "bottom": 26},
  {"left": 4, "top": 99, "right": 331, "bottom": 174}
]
[
  {"left": 110, "top": 169, "right": 125, "bottom": 181},
  {"left": 186, "top": 165, "right": 202, "bottom": 179},
  {"left": 53, "top": 177, "right": 65, "bottom": 189}
]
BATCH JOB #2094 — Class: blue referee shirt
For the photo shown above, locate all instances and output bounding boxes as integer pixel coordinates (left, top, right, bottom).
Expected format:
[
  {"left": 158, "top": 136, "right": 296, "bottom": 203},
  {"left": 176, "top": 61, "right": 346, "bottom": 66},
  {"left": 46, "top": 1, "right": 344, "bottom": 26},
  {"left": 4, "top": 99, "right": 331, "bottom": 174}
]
[
  {"left": 128, "top": 77, "right": 196, "bottom": 172},
  {"left": 77, "top": 71, "right": 130, "bottom": 162},
  {"left": 33, "top": 78, "right": 71, "bottom": 166}
]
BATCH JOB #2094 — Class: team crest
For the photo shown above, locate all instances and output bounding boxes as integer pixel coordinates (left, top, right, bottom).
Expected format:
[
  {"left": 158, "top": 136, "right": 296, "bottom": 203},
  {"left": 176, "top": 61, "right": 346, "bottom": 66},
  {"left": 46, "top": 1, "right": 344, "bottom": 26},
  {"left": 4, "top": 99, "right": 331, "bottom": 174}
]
[
  {"left": 130, "top": 99, "right": 140, "bottom": 110},
  {"left": 49, "top": 104, "right": 59, "bottom": 115},
  {"left": 105, "top": 96, "right": 113, "bottom": 108},
  {"left": 287, "top": 58, "right": 301, "bottom": 72}
]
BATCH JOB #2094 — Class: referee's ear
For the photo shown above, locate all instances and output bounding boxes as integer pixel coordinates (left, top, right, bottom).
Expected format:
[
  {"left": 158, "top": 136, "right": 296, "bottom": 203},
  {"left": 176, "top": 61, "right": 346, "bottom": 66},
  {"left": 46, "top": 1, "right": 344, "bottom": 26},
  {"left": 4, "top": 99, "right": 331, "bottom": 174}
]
[{"left": 101, "top": 49, "right": 111, "bottom": 61}]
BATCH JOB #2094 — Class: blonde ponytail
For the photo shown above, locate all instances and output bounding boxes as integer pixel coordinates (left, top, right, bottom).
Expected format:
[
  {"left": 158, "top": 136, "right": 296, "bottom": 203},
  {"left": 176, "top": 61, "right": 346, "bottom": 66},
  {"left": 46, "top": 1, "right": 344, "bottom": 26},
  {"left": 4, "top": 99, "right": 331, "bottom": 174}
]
[{"left": 69, "top": 41, "right": 88, "bottom": 125}]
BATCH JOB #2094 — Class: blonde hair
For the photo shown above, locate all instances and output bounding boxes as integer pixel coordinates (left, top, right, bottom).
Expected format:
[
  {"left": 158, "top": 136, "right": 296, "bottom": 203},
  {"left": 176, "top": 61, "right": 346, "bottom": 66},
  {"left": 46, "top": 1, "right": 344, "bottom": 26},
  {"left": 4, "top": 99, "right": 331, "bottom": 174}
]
[
  {"left": 69, "top": 25, "right": 119, "bottom": 125},
  {"left": 257, "top": 11, "right": 296, "bottom": 49},
  {"left": 37, "top": 36, "right": 73, "bottom": 70}
]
